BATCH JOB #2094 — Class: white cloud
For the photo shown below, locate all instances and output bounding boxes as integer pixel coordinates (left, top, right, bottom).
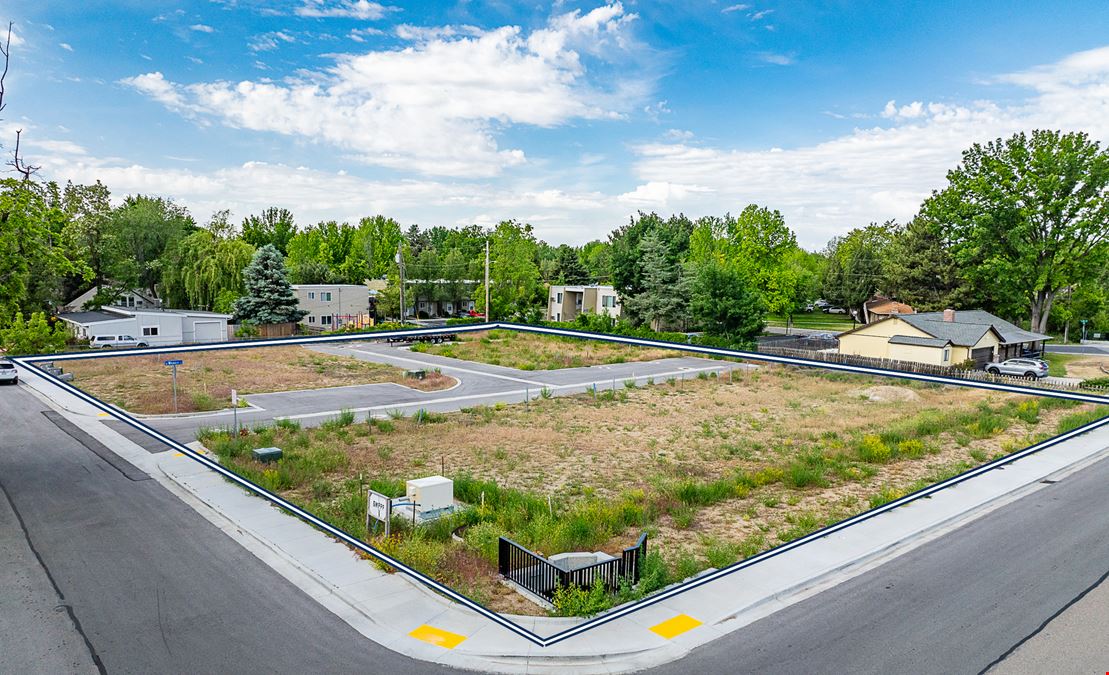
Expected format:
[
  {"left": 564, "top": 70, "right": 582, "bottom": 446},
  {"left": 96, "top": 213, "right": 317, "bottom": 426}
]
[
  {"left": 121, "top": 3, "right": 647, "bottom": 177},
  {"left": 721, "top": 4, "right": 750, "bottom": 14},
  {"left": 758, "top": 51, "right": 794, "bottom": 65},
  {"left": 7, "top": 27, "right": 25, "bottom": 47},
  {"left": 347, "top": 27, "right": 384, "bottom": 42},
  {"left": 749, "top": 9, "right": 774, "bottom": 20},
  {"left": 248, "top": 31, "right": 297, "bottom": 52},
  {"left": 626, "top": 44, "right": 1109, "bottom": 248},
  {"left": 190, "top": 24, "right": 216, "bottom": 33},
  {"left": 295, "top": 1, "right": 397, "bottom": 20},
  {"left": 617, "top": 181, "right": 713, "bottom": 206},
  {"left": 59, "top": 42, "right": 74, "bottom": 52}
]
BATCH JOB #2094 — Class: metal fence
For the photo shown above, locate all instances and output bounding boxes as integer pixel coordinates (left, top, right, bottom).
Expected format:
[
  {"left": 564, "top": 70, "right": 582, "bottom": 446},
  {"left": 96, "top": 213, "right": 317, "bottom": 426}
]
[
  {"left": 758, "top": 345, "right": 1109, "bottom": 394},
  {"left": 498, "top": 533, "right": 648, "bottom": 603}
]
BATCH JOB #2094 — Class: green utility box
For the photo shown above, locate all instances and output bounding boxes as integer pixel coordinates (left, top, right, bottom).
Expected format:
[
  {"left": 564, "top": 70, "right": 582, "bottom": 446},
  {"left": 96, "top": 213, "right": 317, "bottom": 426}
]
[{"left": 252, "top": 446, "right": 283, "bottom": 463}]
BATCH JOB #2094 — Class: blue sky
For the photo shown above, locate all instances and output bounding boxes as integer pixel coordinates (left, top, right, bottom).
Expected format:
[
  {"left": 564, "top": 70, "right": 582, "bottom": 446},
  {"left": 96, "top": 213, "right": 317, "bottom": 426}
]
[{"left": 5, "top": 0, "right": 1109, "bottom": 247}]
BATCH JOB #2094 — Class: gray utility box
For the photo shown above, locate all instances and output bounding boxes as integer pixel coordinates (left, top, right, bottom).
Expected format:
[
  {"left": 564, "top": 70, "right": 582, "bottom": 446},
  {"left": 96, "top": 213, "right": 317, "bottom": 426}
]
[{"left": 252, "top": 446, "right": 283, "bottom": 463}]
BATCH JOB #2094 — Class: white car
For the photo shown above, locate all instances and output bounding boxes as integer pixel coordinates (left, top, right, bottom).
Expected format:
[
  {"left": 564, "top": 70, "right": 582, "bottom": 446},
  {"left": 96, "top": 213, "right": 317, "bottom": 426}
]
[
  {"left": 0, "top": 360, "right": 17, "bottom": 385},
  {"left": 90, "top": 334, "right": 148, "bottom": 349},
  {"left": 985, "top": 358, "right": 1050, "bottom": 379}
]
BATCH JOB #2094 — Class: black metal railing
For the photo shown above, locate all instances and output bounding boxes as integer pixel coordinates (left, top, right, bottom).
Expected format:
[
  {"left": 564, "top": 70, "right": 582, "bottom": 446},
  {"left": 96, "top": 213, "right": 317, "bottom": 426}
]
[{"left": 498, "top": 533, "right": 648, "bottom": 602}]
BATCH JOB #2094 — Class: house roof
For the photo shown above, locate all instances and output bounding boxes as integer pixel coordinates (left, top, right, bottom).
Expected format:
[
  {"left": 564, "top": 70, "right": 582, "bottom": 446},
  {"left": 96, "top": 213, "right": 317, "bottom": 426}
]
[
  {"left": 58, "top": 311, "right": 130, "bottom": 325},
  {"left": 902, "top": 310, "right": 1051, "bottom": 345},
  {"left": 888, "top": 335, "right": 951, "bottom": 348},
  {"left": 866, "top": 299, "right": 915, "bottom": 316}
]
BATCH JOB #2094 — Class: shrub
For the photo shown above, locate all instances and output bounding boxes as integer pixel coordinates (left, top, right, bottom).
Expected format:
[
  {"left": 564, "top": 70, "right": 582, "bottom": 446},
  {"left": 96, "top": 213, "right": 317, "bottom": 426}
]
[
  {"left": 464, "top": 521, "right": 506, "bottom": 564},
  {"left": 552, "top": 576, "right": 611, "bottom": 617},
  {"left": 1081, "top": 377, "right": 1109, "bottom": 389},
  {"left": 896, "top": 439, "right": 927, "bottom": 458},
  {"left": 856, "top": 435, "right": 892, "bottom": 463}
]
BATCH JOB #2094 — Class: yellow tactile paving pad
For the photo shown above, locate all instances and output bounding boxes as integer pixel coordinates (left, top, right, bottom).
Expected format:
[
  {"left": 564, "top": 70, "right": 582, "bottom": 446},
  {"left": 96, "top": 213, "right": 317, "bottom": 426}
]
[
  {"left": 409, "top": 624, "right": 467, "bottom": 649},
  {"left": 650, "top": 614, "right": 702, "bottom": 639}
]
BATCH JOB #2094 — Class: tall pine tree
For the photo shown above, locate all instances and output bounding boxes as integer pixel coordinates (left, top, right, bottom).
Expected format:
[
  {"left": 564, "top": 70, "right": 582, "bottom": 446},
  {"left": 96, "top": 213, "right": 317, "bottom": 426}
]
[{"left": 232, "top": 245, "right": 307, "bottom": 325}]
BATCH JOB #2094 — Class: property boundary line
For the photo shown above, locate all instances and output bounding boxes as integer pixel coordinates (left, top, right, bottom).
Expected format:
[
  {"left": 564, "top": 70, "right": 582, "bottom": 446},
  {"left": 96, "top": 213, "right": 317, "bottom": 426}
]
[{"left": 13, "top": 322, "right": 1109, "bottom": 647}]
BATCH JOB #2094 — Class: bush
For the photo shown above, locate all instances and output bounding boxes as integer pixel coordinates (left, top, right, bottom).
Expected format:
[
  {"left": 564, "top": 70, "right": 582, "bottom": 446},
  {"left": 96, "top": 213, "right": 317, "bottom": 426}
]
[
  {"left": 856, "top": 435, "right": 892, "bottom": 463},
  {"left": 552, "top": 576, "right": 611, "bottom": 617},
  {"left": 1081, "top": 377, "right": 1109, "bottom": 389},
  {"left": 0, "top": 311, "right": 68, "bottom": 355}
]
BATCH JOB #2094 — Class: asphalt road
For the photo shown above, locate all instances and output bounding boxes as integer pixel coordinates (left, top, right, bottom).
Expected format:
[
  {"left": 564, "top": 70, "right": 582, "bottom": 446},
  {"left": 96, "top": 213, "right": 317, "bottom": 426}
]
[
  {"left": 648, "top": 441, "right": 1109, "bottom": 675},
  {"left": 0, "top": 383, "right": 458, "bottom": 674},
  {"left": 138, "top": 340, "right": 744, "bottom": 446},
  {"left": 1045, "top": 343, "right": 1109, "bottom": 355}
]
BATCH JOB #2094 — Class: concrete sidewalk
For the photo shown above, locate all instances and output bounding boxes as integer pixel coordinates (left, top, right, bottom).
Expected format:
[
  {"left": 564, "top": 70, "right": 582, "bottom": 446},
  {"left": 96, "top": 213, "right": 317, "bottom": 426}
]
[{"left": 18, "top": 363, "right": 1109, "bottom": 673}]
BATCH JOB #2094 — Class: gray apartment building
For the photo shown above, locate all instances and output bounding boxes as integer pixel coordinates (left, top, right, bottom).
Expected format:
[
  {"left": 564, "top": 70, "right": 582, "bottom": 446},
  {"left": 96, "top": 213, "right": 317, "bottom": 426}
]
[
  {"left": 545, "top": 285, "right": 621, "bottom": 323},
  {"left": 292, "top": 284, "right": 372, "bottom": 329}
]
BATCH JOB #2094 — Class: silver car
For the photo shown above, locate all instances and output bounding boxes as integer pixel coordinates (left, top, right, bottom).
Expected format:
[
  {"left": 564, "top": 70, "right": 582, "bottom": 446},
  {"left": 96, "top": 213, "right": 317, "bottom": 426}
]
[
  {"left": 0, "top": 360, "right": 17, "bottom": 385},
  {"left": 985, "top": 358, "right": 1049, "bottom": 379}
]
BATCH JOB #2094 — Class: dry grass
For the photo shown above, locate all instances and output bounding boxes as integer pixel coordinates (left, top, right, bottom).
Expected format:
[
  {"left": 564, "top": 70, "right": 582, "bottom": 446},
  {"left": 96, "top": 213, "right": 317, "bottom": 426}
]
[
  {"left": 1067, "top": 356, "right": 1109, "bottom": 381},
  {"left": 60, "top": 345, "right": 455, "bottom": 414},
  {"left": 411, "top": 329, "right": 677, "bottom": 370}
]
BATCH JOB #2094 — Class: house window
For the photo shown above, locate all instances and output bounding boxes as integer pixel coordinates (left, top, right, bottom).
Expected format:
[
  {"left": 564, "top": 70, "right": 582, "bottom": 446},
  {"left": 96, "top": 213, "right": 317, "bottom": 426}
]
[
  {"left": 142, "top": 326, "right": 159, "bottom": 337},
  {"left": 942, "top": 347, "right": 951, "bottom": 363},
  {"left": 308, "top": 292, "right": 315, "bottom": 299},
  {"left": 556, "top": 292, "right": 563, "bottom": 303},
  {"left": 321, "top": 292, "right": 332, "bottom": 302},
  {"left": 321, "top": 315, "right": 333, "bottom": 326},
  {"left": 308, "top": 316, "right": 316, "bottom": 324},
  {"left": 602, "top": 295, "right": 616, "bottom": 308}
]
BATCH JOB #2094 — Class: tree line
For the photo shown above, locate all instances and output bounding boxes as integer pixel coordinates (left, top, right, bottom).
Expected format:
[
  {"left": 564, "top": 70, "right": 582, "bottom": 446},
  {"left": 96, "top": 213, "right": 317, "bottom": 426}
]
[{"left": 1, "top": 129, "right": 1107, "bottom": 351}]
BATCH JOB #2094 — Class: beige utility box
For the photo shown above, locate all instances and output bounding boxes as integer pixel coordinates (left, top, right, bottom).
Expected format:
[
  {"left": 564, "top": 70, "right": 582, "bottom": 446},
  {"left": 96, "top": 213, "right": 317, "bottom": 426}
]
[{"left": 406, "top": 476, "right": 454, "bottom": 512}]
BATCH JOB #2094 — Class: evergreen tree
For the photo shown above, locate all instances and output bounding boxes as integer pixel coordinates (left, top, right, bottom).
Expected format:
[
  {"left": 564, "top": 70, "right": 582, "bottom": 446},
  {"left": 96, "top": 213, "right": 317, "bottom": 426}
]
[
  {"left": 556, "top": 245, "right": 590, "bottom": 284},
  {"left": 232, "top": 245, "right": 307, "bottom": 324},
  {"left": 621, "top": 230, "right": 689, "bottom": 330}
]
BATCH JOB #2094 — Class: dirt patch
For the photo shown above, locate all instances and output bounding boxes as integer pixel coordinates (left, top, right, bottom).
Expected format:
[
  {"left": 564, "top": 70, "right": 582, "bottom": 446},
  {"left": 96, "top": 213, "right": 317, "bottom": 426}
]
[
  {"left": 411, "top": 329, "right": 677, "bottom": 370},
  {"left": 1067, "top": 357, "right": 1109, "bottom": 381},
  {"left": 849, "top": 385, "right": 921, "bottom": 402},
  {"left": 61, "top": 345, "right": 456, "bottom": 414}
]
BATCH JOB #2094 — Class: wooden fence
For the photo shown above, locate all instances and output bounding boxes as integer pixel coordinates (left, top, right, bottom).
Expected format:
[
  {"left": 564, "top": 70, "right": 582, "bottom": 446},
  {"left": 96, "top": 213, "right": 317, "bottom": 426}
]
[{"left": 757, "top": 346, "right": 1109, "bottom": 395}]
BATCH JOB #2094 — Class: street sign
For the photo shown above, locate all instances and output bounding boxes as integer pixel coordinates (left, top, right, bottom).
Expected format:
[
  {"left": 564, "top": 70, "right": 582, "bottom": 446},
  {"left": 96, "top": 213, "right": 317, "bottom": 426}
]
[
  {"left": 164, "top": 359, "right": 183, "bottom": 366},
  {"left": 231, "top": 389, "right": 238, "bottom": 406},
  {"left": 367, "top": 489, "right": 392, "bottom": 536},
  {"left": 165, "top": 360, "right": 182, "bottom": 413}
]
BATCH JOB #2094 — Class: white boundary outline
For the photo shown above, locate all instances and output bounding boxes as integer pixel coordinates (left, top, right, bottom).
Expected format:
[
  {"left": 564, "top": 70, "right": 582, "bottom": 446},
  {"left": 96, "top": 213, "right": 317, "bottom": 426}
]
[{"left": 14, "top": 321, "right": 1109, "bottom": 647}]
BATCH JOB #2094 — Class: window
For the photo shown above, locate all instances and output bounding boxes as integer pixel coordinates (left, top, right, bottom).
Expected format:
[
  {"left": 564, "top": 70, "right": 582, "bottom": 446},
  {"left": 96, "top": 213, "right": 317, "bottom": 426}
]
[
  {"left": 122, "top": 336, "right": 135, "bottom": 341},
  {"left": 322, "top": 315, "right": 333, "bottom": 326},
  {"left": 142, "top": 326, "right": 159, "bottom": 337},
  {"left": 308, "top": 292, "right": 315, "bottom": 299},
  {"left": 308, "top": 316, "right": 316, "bottom": 324},
  {"left": 322, "top": 292, "right": 332, "bottom": 301},
  {"left": 942, "top": 346, "right": 951, "bottom": 363},
  {"left": 602, "top": 295, "right": 616, "bottom": 308},
  {"left": 556, "top": 292, "right": 563, "bottom": 303}
]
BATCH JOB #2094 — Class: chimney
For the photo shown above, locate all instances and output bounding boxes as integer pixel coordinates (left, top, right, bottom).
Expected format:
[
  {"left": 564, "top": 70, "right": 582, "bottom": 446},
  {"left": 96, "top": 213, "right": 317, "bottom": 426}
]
[{"left": 943, "top": 308, "right": 955, "bottom": 323}]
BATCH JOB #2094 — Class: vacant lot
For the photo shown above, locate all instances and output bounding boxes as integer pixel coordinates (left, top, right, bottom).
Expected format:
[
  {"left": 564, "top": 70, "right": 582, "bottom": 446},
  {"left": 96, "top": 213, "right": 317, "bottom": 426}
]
[
  {"left": 410, "top": 328, "right": 677, "bottom": 370},
  {"left": 198, "top": 361, "right": 1106, "bottom": 616},
  {"left": 61, "top": 346, "right": 455, "bottom": 414}
]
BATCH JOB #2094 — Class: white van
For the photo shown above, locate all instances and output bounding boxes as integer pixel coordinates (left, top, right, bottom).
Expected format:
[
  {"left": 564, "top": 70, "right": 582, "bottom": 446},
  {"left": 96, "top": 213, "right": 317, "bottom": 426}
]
[{"left": 90, "top": 334, "right": 148, "bottom": 349}]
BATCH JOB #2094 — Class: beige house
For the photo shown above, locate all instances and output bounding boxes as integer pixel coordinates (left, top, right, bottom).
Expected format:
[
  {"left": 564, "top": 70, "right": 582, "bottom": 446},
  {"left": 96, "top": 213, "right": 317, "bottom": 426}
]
[
  {"left": 292, "top": 284, "right": 371, "bottom": 330},
  {"left": 837, "top": 309, "right": 1051, "bottom": 368},
  {"left": 545, "top": 285, "right": 621, "bottom": 322}
]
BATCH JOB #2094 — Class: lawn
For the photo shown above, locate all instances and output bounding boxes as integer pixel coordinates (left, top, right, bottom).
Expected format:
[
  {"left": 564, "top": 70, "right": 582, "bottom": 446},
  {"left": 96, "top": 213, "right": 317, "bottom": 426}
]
[
  {"left": 409, "top": 328, "right": 679, "bottom": 370},
  {"left": 60, "top": 346, "right": 456, "bottom": 414},
  {"left": 766, "top": 311, "right": 855, "bottom": 331},
  {"left": 195, "top": 361, "right": 1106, "bottom": 617}
]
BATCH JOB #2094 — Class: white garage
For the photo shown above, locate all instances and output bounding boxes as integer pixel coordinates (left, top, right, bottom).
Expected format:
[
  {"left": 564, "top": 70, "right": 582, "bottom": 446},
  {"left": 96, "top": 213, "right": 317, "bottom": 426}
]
[{"left": 60, "top": 307, "right": 231, "bottom": 347}]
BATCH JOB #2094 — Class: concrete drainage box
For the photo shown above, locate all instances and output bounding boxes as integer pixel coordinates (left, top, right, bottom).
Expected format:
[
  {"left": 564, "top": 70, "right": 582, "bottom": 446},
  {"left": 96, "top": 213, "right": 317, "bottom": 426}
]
[{"left": 252, "top": 446, "right": 283, "bottom": 463}]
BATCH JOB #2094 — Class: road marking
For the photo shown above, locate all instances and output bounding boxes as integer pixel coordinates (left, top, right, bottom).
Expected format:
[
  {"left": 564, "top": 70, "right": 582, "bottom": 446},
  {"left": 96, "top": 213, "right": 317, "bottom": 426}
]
[
  {"left": 409, "top": 624, "right": 466, "bottom": 649},
  {"left": 650, "top": 614, "right": 702, "bottom": 639},
  {"left": 173, "top": 452, "right": 185, "bottom": 457},
  {"left": 339, "top": 345, "right": 548, "bottom": 386},
  {"left": 277, "top": 364, "right": 738, "bottom": 421}
]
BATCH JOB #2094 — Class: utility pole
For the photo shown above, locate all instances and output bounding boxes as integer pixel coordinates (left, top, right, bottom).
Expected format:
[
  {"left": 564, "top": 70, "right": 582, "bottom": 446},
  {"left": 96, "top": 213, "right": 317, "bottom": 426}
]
[
  {"left": 484, "top": 238, "right": 491, "bottom": 321},
  {"left": 396, "top": 243, "right": 406, "bottom": 324}
]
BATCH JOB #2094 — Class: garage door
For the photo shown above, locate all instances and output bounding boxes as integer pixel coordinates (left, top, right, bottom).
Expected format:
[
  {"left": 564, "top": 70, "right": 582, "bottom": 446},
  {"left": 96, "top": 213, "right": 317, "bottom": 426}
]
[
  {"left": 970, "top": 347, "right": 993, "bottom": 368},
  {"left": 193, "top": 321, "right": 222, "bottom": 343}
]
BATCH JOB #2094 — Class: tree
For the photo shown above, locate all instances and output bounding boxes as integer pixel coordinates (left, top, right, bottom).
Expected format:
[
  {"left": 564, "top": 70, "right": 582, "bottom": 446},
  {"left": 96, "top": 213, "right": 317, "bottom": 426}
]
[
  {"left": 921, "top": 130, "right": 1109, "bottom": 333},
  {"left": 822, "top": 223, "right": 893, "bottom": 317},
  {"left": 160, "top": 212, "right": 255, "bottom": 310},
  {"left": 609, "top": 212, "right": 693, "bottom": 325},
  {"left": 556, "top": 244, "right": 590, "bottom": 284},
  {"left": 232, "top": 245, "right": 307, "bottom": 325},
  {"left": 689, "top": 259, "right": 766, "bottom": 340},
  {"left": 354, "top": 215, "right": 404, "bottom": 279},
  {"left": 411, "top": 248, "right": 441, "bottom": 311},
  {"left": 621, "top": 230, "right": 689, "bottom": 330},
  {"left": 580, "top": 240, "right": 611, "bottom": 283},
  {"left": 63, "top": 181, "right": 123, "bottom": 292},
  {"left": 241, "top": 207, "right": 296, "bottom": 255},
  {"left": 0, "top": 311, "right": 67, "bottom": 355},
  {"left": 440, "top": 248, "right": 469, "bottom": 304},
  {"left": 473, "top": 221, "right": 541, "bottom": 319},
  {"left": 110, "top": 195, "right": 196, "bottom": 298}
]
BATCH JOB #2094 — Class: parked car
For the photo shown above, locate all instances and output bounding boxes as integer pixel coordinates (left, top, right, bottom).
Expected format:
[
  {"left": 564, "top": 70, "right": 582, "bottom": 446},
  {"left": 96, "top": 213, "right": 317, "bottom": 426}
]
[
  {"left": 90, "top": 334, "right": 148, "bottom": 349},
  {"left": 0, "top": 359, "right": 17, "bottom": 385},
  {"left": 823, "top": 306, "right": 847, "bottom": 314},
  {"left": 985, "top": 358, "right": 1049, "bottom": 379},
  {"left": 813, "top": 299, "right": 831, "bottom": 309}
]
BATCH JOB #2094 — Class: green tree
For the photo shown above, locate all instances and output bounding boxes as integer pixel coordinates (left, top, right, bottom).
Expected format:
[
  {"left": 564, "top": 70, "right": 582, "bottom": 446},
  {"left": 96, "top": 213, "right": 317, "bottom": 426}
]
[
  {"left": 0, "top": 311, "right": 68, "bottom": 355},
  {"left": 556, "top": 245, "right": 589, "bottom": 284},
  {"left": 921, "top": 130, "right": 1109, "bottom": 332},
  {"left": 110, "top": 195, "right": 196, "bottom": 298},
  {"left": 354, "top": 215, "right": 404, "bottom": 279},
  {"left": 63, "top": 181, "right": 124, "bottom": 293},
  {"left": 473, "top": 221, "right": 541, "bottom": 319},
  {"left": 689, "top": 259, "right": 766, "bottom": 340},
  {"left": 241, "top": 207, "right": 296, "bottom": 255},
  {"left": 822, "top": 223, "right": 894, "bottom": 317},
  {"left": 580, "top": 240, "right": 611, "bottom": 282},
  {"left": 440, "top": 248, "right": 469, "bottom": 305},
  {"left": 232, "top": 245, "right": 307, "bottom": 325},
  {"left": 621, "top": 230, "right": 689, "bottom": 330},
  {"left": 411, "top": 248, "right": 441, "bottom": 311},
  {"left": 609, "top": 212, "right": 693, "bottom": 325},
  {"left": 160, "top": 213, "right": 255, "bottom": 310}
]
